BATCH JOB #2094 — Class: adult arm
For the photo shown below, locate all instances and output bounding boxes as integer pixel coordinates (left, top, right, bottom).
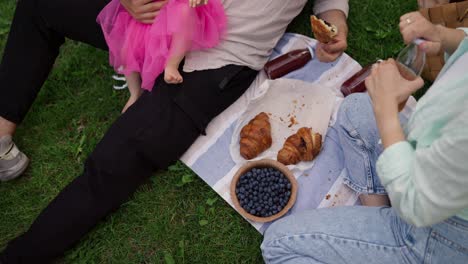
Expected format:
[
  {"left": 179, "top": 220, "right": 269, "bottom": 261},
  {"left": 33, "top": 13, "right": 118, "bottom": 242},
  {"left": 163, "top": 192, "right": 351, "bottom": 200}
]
[
  {"left": 376, "top": 111, "right": 468, "bottom": 227},
  {"left": 365, "top": 22, "right": 468, "bottom": 226}
]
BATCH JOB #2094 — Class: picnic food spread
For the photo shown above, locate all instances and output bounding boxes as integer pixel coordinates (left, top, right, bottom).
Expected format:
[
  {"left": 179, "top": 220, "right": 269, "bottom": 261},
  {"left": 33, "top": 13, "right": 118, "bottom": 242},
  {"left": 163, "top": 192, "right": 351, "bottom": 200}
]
[
  {"left": 239, "top": 112, "right": 273, "bottom": 160},
  {"left": 277, "top": 127, "right": 322, "bottom": 165},
  {"left": 239, "top": 112, "right": 322, "bottom": 165},
  {"left": 310, "top": 15, "right": 338, "bottom": 43},
  {"left": 235, "top": 167, "right": 292, "bottom": 218}
]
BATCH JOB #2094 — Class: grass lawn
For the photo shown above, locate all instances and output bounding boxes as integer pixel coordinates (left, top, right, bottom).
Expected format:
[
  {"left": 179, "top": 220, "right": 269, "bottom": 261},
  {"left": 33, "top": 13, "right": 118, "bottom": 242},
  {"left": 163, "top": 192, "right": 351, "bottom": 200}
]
[{"left": 0, "top": 0, "right": 418, "bottom": 263}]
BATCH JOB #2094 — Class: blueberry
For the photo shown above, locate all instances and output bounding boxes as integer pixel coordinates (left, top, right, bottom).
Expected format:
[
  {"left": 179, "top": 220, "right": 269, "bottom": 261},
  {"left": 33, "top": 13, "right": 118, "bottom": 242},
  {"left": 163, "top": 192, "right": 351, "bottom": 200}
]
[
  {"left": 287, "top": 183, "right": 291, "bottom": 189},
  {"left": 265, "top": 205, "right": 270, "bottom": 209},
  {"left": 251, "top": 209, "right": 257, "bottom": 215},
  {"left": 286, "top": 191, "right": 291, "bottom": 196}
]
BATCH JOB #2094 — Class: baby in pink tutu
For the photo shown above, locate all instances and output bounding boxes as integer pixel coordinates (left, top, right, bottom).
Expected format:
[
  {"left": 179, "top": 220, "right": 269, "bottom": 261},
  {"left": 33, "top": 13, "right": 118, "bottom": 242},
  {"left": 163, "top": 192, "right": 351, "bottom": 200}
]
[{"left": 97, "top": 0, "right": 226, "bottom": 112}]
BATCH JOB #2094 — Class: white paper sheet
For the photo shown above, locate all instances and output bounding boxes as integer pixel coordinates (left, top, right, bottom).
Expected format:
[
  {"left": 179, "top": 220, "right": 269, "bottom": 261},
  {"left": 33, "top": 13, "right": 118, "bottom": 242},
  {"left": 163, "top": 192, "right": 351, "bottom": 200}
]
[{"left": 230, "top": 78, "right": 336, "bottom": 172}]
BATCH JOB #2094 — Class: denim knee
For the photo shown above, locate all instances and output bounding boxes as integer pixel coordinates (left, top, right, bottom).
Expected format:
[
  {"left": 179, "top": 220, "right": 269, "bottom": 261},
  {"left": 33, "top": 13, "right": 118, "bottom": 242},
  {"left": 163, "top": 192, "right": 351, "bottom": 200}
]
[
  {"left": 334, "top": 93, "right": 386, "bottom": 194},
  {"left": 336, "top": 93, "right": 380, "bottom": 150}
]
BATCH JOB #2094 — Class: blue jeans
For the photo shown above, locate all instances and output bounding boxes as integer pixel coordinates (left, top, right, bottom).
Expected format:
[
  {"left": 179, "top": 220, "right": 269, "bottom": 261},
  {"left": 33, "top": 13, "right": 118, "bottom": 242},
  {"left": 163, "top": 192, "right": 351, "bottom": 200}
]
[{"left": 261, "top": 94, "right": 468, "bottom": 264}]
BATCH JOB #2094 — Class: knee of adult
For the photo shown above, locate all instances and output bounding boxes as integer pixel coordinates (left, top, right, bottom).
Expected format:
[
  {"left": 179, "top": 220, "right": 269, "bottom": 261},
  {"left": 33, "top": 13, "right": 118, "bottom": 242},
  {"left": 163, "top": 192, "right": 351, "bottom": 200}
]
[
  {"left": 262, "top": 218, "right": 289, "bottom": 247},
  {"left": 261, "top": 219, "right": 295, "bottom": 263},
  {"left": 336, "top": 93, "right": 379, "bottom": 144},
  {"left": 339, "top": 93, "right": 372, "bottom": 118}
]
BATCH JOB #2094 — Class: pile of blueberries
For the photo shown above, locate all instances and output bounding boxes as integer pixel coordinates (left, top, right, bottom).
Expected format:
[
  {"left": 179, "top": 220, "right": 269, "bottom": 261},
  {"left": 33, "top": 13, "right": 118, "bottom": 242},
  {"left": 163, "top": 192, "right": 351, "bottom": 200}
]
[{"left": 235, "top": 167, "right": 292, "bottom": 218}]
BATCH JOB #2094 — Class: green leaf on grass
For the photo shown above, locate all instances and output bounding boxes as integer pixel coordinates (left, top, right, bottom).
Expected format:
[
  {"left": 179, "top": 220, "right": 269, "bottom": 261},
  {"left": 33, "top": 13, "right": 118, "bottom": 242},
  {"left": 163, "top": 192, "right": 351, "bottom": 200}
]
[
  {"left": 206, "top": 197, "right": 218, "bottom": 206},
  {"left": 164, "top": 251, "right": 175, "bottom": 264},
  {"left": 374, "top": 29, "right": 391, "bottom": 39},
  {"left": 199, "top": 219, "right": 209, "bottom": 226},
  {"left": 168, "top": 164, "right": 180, "bottom": 172},
  {"left": 181, "top": 174, "right": 193, "bottom": 184},
  {"left": 75, "top": 133, "right": 86, "bottom": 157},
  {"left": 178, "top": 240, "right": 185, "bottom": 259},
  {"left": 0, "top": 28, "right": 9, "bottom": 36},
  {"left": 365, "top": 26, "right": 375, "bottom": 32},
  {"left": 198, "top": 205, "right": 206, "bottom": 214}
]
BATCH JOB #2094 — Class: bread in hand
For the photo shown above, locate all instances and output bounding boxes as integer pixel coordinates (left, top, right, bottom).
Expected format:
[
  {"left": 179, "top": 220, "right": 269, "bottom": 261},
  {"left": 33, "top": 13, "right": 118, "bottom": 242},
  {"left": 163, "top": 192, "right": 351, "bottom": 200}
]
[
  {"left": 277, "top": 127, "right": 322, "bottom": 165},
  {"left": 310, "top": 15, "right": 338, "bottom": 43},
  {"left": 240, "top": 112, "right": 273, "bottom": 160}
]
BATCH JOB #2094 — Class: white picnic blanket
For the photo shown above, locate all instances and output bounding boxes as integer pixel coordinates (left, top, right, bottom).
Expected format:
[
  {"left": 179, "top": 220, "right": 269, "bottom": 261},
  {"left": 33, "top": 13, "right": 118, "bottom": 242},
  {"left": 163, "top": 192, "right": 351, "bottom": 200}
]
[{"left": 180, "top": 33, "right": 416, "bottom": 233}]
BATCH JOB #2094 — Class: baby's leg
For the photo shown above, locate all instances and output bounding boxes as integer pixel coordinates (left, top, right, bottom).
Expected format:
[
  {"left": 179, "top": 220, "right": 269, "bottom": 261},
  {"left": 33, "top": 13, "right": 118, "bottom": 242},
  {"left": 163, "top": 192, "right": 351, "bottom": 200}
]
[
  {"left": 164, "top": 52, "right": 185, "bottom": 84},
  {"left": 164, "top": 5, "right": 195, "bottom": 84},
  {"left": 122, "top": 72, "right": 143, "bottom": 113}
]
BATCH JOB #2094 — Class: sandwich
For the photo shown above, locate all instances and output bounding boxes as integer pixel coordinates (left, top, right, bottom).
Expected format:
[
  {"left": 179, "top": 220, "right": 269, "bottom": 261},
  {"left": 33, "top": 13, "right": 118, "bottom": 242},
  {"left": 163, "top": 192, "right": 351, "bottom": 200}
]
[{"left": 310, "top": 15, "right": 338, "bottom": 43}]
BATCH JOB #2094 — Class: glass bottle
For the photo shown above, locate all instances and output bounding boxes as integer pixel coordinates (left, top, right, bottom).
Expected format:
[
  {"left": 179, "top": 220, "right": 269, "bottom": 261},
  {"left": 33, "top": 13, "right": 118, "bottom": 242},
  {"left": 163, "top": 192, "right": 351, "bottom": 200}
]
[{"left": 264, "top": 48, "right": 312, "bottom": 79}]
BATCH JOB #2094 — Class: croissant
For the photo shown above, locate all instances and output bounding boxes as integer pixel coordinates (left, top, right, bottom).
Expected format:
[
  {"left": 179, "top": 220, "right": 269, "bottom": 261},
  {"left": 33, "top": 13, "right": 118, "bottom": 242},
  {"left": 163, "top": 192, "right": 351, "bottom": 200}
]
[
  {"left": 277, "top": 127, "right": 322, "bottom": 165},
  {"left": 240, "top": 112, "right": 272, "bottom": 160}
]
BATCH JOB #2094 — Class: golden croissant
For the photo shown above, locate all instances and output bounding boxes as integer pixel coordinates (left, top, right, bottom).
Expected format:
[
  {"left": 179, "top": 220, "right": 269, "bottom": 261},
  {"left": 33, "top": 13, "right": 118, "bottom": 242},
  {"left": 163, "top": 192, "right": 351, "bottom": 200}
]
[
  {"left": 240, "top": 112, "right": 272, "bottom": 160},
  {"left": 277, "top": 127, "right": 322, "bottom": 165}
]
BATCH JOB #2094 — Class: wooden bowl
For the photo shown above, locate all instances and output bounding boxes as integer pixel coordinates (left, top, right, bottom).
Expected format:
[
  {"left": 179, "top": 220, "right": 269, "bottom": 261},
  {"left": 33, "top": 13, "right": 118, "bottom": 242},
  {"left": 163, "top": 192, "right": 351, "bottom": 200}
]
[{"left": 230, "top": 159, "right": 298, "bottom": 223}]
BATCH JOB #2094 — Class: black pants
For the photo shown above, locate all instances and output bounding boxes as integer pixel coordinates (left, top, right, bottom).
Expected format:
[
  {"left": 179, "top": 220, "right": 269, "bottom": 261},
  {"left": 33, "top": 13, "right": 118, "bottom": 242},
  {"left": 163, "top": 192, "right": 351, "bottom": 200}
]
[{"left": 0, "top": 0, "right": 258, "bottom": 263}]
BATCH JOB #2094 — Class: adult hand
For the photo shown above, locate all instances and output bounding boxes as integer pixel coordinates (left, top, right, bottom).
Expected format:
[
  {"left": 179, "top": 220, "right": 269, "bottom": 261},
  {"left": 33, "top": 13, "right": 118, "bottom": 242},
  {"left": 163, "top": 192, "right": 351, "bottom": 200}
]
[
  {"left": 315, "top": 27, "right": 348, "bottom": 62},
  {"left": 399, "top": 11, "right": 442, "bottom": 55},
  {"left": 365, "top": 59, "right": 423, "bottom": 148},
  {"left": 120, "top": 0, "right": 168, "bottom": 24},
  {"left": 189, "top": 0, "right": 208, "bottom": 8},
  {"left": 365, "top": 59, "right": 424, "bottom": 112},
  {"left": 400, "top": 11, "right": 466, "bottom": 55},
  {"left": 315, "top": 10, "right": 348, "bottom": 62}
]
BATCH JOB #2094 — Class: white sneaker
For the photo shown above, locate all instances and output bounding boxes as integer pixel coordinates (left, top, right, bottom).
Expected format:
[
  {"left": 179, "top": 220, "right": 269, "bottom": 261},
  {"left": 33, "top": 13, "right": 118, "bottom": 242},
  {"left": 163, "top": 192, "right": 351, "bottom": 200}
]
[{"left": 0, "top": 135, "right": 29, "bottom": 181}]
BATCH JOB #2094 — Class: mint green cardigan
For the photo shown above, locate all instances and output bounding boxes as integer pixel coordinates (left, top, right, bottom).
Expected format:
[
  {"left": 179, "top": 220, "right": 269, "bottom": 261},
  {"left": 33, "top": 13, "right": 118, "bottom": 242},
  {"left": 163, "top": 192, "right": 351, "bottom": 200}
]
[{"left": 376, "top": 29, "right": 468, "bottom": 227}]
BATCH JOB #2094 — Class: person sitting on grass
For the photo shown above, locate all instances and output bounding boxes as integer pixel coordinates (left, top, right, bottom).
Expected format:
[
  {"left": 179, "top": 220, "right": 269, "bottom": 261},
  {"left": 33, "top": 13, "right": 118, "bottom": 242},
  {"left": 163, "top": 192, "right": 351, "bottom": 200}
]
[
  {"left": 0, "top": 0, "right": 350, "bottom": 263},
  {"left": 261, "top": 11, "right": 468, "bottom": 264}
]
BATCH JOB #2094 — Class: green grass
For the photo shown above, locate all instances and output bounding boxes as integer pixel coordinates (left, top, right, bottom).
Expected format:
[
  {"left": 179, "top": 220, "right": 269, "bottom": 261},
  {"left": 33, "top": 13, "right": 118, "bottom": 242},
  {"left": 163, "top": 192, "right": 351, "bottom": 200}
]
[{"left": 0, "top": 0, "right": 418, "bottom": 263}]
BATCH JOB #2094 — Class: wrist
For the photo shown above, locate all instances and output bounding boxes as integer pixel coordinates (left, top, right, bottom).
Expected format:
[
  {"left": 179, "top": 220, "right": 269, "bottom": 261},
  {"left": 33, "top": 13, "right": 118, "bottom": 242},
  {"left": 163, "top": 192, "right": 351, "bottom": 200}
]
[
  {"left": 373, "top": 98, "right": 399, "bottom": 117},
  {"left": 436, "top": 24, "right": 447, "bottom": 47},
  {"left": 375, "top": 110, "right": 404, "bottom": 148}
]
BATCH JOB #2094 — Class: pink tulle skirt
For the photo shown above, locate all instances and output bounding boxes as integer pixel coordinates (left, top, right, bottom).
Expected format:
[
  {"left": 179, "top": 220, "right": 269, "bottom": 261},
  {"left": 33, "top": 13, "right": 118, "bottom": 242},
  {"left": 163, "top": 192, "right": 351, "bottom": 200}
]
[{"left": 97, "top": 0, "right": 226, "bottom": 91}]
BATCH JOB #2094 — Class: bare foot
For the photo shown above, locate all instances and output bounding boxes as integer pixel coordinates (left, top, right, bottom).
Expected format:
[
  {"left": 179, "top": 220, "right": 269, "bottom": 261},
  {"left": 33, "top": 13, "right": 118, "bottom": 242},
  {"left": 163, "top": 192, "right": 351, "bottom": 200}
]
[{"left": 164, "top": 67, "right": 183, "bottom": 84}]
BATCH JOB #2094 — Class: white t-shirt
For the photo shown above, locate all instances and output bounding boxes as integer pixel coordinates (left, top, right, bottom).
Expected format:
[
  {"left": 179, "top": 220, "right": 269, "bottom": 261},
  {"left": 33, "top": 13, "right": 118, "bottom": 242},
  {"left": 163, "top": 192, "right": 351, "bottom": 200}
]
[{"left": 184, "top": 0, "right": 349, "bottom": 72}]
